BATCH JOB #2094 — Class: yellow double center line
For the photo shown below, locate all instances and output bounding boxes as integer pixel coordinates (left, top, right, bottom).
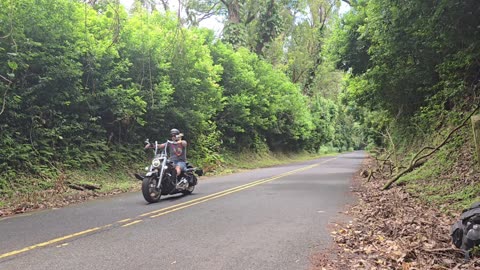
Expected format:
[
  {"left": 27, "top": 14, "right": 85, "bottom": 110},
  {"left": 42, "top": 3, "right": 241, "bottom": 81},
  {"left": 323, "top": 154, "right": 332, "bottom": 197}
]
[{"left": 0, "top": 157, "right": 336, "bottom": 260}]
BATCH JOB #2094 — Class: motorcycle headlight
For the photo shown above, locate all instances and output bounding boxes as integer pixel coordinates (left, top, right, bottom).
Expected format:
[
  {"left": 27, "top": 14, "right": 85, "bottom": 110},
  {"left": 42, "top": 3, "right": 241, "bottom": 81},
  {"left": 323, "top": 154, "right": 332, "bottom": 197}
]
[{"left": 152, "top": 158, "right": 162, "bottom": 167}]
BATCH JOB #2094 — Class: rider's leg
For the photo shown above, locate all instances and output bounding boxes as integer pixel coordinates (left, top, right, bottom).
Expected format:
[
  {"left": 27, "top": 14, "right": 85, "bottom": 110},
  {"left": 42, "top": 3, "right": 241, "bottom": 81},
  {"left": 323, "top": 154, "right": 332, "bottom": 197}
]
[
  {"left": 175, "top": 162, "right": 187, "bottom": 182},
  {"left": 175, "top": 166, "right": 181, "bottom": 179}
]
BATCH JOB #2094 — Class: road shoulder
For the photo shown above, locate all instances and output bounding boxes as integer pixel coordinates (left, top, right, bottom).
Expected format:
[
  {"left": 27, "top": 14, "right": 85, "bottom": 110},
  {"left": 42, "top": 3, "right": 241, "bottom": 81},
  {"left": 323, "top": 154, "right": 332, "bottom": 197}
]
[{"left": 310, "top": 157, "right": 478, "bottom": 269}]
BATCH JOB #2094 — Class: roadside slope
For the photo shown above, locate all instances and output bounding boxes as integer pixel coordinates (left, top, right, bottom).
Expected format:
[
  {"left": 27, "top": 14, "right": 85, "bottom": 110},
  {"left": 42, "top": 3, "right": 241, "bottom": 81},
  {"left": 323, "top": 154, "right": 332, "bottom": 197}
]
[{"left": 312, "top": 156, "right": 479, "bottom": 269}]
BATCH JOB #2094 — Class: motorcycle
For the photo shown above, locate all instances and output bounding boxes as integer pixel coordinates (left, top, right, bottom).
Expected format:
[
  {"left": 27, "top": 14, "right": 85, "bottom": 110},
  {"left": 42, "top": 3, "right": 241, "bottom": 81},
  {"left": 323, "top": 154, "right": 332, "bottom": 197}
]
[{"left": 135, "top": 139, "right": 203, "bottom": 203}]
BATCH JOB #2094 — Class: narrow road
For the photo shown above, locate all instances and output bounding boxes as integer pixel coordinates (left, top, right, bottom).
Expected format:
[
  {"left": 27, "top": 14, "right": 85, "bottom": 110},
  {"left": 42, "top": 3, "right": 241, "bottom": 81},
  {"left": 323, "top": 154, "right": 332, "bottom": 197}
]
[{"left": 0, "top": 151, "right": 365, "bottom": 270}]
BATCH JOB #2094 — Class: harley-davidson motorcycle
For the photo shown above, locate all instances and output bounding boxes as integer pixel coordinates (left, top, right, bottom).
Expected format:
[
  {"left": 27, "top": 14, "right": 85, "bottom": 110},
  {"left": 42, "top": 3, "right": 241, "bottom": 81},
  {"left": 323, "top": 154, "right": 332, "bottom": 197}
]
[{"left": 135, "top": 139, "right": 203, "bottom": 203}]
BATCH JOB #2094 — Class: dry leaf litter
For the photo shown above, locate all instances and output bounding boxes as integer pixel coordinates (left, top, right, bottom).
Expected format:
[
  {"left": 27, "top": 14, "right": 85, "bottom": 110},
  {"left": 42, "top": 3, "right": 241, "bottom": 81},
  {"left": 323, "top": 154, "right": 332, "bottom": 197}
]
[{"left": 311, "top": 157, "right": 480, "bottom": 270}]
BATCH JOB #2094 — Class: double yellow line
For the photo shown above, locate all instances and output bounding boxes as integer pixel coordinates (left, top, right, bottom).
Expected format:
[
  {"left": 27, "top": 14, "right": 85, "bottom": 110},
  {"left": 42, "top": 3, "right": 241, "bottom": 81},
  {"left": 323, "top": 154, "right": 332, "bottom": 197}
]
[{"left": 0, "top": 157, "right": 336, "bottom": 260}]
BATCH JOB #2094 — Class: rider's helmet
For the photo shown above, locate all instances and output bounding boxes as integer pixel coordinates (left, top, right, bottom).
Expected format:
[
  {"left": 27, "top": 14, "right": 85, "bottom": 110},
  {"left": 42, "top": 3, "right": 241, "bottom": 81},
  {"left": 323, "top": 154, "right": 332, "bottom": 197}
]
[{"left": 170, "top": 128, "right": 180, "bottom": 138}]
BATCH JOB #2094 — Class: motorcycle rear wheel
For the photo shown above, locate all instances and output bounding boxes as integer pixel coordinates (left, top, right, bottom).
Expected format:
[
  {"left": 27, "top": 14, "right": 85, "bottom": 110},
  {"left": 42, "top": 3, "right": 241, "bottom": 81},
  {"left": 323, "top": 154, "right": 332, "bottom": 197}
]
[{"left": 142, "top": 177, "right": 161, "bottom": 203}]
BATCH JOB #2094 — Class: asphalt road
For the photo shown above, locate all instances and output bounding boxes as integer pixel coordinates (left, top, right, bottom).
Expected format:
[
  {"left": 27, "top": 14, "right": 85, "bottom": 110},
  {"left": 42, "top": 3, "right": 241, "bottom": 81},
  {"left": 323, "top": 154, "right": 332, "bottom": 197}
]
[{"left": 0, "top": 151, "right": 365, "bottom": 270}]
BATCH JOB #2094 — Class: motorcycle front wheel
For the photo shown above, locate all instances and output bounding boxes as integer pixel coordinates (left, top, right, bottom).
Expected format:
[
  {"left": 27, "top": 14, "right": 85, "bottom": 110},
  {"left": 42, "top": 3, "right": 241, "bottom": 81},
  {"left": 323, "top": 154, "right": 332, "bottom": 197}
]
[{"left": 142, "top": 177, "right": 161, "bottom": 203}]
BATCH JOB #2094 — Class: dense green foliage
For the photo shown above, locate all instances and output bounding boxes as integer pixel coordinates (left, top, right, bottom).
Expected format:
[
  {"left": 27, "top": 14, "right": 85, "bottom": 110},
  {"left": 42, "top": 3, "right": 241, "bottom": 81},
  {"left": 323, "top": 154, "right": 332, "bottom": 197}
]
[
  {"left": 0, "top": 0, "right": 355, "bottom": 195},
  {"left": 325, "top": 0, "right": 480, "bottom": 207},
  {"left": 327, "top": 0, "right": 480, "bottom": 148}
]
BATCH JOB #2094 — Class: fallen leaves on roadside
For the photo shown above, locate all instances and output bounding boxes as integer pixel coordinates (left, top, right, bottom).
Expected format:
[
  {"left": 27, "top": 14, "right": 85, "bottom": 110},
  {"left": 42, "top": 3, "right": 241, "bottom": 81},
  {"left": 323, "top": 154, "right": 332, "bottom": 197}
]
[
  {"left": 311, "top": 157, "right": 480, "bottom": 270},
  {"left": 0, "top": 186, "right": 140, "bottom": 218}
]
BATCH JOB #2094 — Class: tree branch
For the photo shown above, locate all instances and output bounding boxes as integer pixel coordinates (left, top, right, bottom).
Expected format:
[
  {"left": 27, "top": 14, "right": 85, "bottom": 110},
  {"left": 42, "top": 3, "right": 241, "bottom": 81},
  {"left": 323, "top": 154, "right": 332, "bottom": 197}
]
[
  {"left": 0, "top": 74, "right": 13, "bottom": 84},
  {"left": 0, "top": 87, "right": 8, "bottom": 117},
  {"left": 195, "top": 2, "right": 222, "bottom": 24},
  {"left": 245, "top": 10, "right": 256, "bottom": 25},
  {"left": 0, "top": 74, "right": 13, "bottom": 117},
  {"left": 159, "top": 0, "right": 169, "bottom": 11},
  {"left": 383, "top": 104, "right": 480, "bottom": 190}
]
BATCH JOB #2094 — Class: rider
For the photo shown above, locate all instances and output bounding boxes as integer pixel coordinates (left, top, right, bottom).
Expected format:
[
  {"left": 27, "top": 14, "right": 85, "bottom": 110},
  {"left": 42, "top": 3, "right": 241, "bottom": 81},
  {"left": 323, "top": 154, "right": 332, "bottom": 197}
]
[{"left": 145, "top": 128, "right": 188, "bottom": 181}]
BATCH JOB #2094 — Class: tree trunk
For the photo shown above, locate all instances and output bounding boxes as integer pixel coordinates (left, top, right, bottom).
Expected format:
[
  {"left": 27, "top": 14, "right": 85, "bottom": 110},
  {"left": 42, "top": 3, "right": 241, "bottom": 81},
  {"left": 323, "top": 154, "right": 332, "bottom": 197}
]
[
  {"left": 224, "top": 0, "right": 240, "bottom": 23},
  {"left": 255, "top": 0, "right": 276, "bottom": 55}
]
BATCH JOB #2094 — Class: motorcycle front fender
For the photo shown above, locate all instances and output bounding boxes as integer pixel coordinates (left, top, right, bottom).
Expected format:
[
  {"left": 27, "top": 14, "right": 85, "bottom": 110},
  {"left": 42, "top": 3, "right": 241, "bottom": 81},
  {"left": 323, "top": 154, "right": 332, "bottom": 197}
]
[
  {"left": 146, "top": 169, "right": 158, "bottom": 177},
  {"left": 134, "top": 173, "right": 144, "bottom": 181}
]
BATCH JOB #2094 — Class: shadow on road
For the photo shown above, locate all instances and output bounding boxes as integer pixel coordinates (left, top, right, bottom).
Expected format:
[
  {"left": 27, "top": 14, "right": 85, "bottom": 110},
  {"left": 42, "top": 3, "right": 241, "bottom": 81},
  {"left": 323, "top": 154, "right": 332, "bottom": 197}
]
[{"left": 138, "top": 193, "right": 197, "bottom": 206}]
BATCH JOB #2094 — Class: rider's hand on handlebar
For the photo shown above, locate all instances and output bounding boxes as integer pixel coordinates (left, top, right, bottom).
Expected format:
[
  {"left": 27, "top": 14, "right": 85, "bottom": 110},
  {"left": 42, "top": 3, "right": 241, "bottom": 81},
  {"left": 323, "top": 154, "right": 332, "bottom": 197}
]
[{"left": 144, "top": 143, "right": 151, "bottom": 149}]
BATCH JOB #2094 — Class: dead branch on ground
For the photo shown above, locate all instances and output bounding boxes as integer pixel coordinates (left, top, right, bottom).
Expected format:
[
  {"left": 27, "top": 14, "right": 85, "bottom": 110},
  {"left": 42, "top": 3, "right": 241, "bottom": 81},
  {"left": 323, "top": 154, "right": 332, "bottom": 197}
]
[{"left": 383, "top": 104, "right": 480, "bottom": 190}]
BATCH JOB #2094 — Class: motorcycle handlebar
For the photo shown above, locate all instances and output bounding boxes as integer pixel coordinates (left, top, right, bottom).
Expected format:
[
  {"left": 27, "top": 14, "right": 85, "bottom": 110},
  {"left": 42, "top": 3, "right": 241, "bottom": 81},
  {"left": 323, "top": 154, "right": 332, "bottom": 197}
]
[{"left": 144, "top": 140, "right": 173, "bottom": 149}]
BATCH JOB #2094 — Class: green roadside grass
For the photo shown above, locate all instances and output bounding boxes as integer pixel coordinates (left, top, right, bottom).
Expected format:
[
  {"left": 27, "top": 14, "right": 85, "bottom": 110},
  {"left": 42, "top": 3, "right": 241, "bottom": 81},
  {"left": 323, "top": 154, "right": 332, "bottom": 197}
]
[{"left": 393, "top": 135, "right": 480, "bottom": 215}]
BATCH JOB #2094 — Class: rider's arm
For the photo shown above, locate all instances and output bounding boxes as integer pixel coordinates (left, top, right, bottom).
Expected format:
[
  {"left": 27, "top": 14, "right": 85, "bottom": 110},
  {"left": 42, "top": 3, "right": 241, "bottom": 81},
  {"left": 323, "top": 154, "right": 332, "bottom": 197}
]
[{"left": 144, "top": 142, "right": 166, "bottom": 149}]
